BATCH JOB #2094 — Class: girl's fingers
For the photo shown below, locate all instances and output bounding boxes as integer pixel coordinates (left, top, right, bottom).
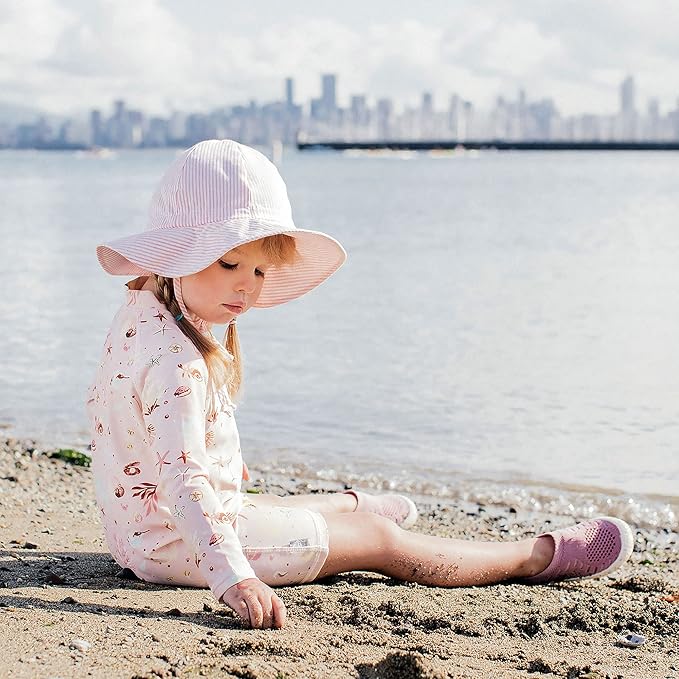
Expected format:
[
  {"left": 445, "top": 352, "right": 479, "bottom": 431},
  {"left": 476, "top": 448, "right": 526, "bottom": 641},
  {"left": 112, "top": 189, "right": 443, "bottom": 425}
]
[
  {"left": 260, "top": 594, "right": 274, "bottom": 629},
  {"left": 246, "top": 595, "right": 264, "bottom": 629},
  {"left": 237, "top": 599, "right": 250, "bottom": 625},
  {"left": 271, "top": 593, "right": 287, "bottom": 629}
]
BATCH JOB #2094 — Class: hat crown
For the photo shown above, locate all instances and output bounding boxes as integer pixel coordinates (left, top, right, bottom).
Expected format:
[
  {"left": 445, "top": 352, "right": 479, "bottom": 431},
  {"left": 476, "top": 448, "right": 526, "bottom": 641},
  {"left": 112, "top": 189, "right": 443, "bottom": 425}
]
[{"left": 148, "top": 139, "right": 294, "bottom": 230}]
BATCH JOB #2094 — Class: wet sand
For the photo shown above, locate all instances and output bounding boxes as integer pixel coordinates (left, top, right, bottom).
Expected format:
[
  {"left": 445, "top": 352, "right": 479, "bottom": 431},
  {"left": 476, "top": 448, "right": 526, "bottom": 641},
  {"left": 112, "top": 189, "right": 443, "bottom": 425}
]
[{"left": 0, "top": 437, "right": 677, "bottom": 678}]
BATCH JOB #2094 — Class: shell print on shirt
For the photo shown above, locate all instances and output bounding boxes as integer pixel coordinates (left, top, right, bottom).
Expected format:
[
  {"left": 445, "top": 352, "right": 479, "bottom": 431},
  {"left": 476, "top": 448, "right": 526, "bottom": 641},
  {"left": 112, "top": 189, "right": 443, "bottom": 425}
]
[{"left": 86, "top": 287, "right": 256, "bottom": 601}]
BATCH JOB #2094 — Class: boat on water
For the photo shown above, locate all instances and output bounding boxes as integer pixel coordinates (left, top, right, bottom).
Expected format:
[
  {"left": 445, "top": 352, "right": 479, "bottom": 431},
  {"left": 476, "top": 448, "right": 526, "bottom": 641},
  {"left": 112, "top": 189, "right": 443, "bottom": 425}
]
[{"left": 75, "top": 146, "right": 117, "bottom": 159}]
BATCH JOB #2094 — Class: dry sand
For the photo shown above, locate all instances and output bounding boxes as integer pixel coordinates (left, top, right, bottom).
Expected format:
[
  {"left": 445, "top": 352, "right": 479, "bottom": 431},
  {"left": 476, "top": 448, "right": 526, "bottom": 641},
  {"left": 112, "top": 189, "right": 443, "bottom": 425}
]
[{"left": 0, "top": 437, "right": 677, "bottom": 679}]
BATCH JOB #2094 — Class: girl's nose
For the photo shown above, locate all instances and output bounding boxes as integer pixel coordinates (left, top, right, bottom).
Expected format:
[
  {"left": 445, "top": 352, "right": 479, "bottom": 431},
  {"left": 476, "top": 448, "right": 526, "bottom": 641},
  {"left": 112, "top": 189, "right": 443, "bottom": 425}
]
[{"left": 235, "top": 272, "right": 257, "bottom": 294}]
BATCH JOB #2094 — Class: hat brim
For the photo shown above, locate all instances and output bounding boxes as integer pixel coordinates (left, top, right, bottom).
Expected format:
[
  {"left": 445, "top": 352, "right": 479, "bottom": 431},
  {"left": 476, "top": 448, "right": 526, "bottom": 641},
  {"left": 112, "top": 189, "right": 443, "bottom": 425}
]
[{"left": 96, "top": 219, "right": 346, "bottom": 308}]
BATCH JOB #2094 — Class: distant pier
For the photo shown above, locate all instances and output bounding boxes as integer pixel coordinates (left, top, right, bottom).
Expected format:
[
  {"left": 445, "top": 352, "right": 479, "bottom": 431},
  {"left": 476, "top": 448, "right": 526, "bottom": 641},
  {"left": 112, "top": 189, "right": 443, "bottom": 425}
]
[{"left": 297, "top": 140, "right": 679, "bottom": 152}]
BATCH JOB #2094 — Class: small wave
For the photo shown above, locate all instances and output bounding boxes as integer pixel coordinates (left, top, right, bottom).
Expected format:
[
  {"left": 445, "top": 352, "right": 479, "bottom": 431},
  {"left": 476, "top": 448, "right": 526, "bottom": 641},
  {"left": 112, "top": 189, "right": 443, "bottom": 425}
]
[{"left": 251, "top": 460, "right": 678, "bottom": 531}]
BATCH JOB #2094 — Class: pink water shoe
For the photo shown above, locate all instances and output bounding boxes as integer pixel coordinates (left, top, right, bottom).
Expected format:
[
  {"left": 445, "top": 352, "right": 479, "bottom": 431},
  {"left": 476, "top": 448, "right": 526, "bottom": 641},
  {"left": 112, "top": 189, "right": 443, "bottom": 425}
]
[
  {"left": 344, "top": 490, "right": 418, "bottom": 529},
  {"left": 522, "top": 516, "right": 634, "bottom": 585}
]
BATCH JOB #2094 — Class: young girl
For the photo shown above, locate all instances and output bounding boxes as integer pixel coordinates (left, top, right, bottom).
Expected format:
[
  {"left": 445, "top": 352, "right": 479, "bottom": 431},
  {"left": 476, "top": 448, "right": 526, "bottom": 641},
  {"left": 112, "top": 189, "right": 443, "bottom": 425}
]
[{"left": 87, "top": 139, "right": 634, "bottom": 630}]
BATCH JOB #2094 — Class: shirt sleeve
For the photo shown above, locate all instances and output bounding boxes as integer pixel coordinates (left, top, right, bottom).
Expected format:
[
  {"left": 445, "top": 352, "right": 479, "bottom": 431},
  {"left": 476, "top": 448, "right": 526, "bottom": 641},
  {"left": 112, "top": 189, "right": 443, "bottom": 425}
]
[{"left": 136, "top": 354, "right": 256, "bottom": 601}]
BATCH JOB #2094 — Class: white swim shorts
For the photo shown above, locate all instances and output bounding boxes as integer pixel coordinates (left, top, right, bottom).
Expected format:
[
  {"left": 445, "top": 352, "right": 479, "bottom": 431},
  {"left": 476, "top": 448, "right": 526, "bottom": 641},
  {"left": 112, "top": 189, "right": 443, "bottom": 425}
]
[
  {"left": 236, "top": 500, "right": 330, "bottom": 586},
  {"left": 128, "top": 497, "right": 330, "bottom": 592}
]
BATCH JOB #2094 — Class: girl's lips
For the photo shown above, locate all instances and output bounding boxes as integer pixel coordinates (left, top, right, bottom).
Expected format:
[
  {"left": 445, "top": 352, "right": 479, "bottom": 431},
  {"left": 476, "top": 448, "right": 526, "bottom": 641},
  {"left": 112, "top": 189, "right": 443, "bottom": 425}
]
[{"left": 222, "top": 303, "right": 244, "bottom": 314}]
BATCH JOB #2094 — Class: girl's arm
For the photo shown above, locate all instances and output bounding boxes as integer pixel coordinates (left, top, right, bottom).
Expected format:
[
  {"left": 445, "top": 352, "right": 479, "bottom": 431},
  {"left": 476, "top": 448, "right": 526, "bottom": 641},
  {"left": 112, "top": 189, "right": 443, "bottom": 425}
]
[{"left": 138, "top": 357, "right": 256, "bottom": 603}]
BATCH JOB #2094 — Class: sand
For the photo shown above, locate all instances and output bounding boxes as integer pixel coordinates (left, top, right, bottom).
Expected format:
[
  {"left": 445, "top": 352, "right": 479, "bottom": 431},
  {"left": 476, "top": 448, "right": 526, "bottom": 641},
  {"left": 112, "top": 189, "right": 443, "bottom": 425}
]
[{"left": 0, "top": 437, "right": 677, "bottom": 679}]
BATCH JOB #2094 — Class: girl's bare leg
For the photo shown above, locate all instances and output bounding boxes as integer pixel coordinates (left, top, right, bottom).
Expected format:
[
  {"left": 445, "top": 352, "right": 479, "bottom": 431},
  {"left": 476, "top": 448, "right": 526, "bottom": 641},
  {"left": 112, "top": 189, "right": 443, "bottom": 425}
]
[
  {"left": 315, "top": 513, "right": 554, "bottom": 586},
  {"left": 246, "top": 492, "right": 357, "bottom": 514}
]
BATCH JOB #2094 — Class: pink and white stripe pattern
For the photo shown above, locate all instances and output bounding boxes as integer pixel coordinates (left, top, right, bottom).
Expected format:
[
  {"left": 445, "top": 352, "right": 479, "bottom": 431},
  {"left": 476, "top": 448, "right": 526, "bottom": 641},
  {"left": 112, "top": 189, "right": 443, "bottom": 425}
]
[{"left": 97, "top": 139, "right": 346, "bottom": 308}]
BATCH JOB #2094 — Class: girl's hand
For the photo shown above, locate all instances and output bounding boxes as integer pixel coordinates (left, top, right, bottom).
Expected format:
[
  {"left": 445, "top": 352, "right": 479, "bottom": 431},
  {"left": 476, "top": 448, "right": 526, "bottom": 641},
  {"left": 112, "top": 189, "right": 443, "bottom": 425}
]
[{"left": 221, "top": 578, "right": 286, "bottom": 629}]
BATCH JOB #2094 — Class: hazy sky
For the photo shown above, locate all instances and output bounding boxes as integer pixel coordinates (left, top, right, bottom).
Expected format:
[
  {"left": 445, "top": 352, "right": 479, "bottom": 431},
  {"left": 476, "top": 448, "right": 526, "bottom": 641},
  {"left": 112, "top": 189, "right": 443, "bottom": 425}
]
[{"left": 2, "top": 0, "right": 678, "bottom": 117}]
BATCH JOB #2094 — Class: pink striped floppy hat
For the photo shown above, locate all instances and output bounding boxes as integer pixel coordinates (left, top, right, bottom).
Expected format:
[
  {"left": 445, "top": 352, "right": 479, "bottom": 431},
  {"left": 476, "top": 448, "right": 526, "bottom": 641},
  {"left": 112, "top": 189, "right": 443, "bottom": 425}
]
[{"left": 96, "top": 139, "right": 346, "bottom": 308}]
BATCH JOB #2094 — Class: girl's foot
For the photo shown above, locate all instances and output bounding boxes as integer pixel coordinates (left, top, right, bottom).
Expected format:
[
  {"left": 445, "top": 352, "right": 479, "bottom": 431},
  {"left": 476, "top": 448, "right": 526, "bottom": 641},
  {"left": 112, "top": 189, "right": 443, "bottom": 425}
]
[
  {"left": 522, "top": 516, "right": 634, "bottom": 585},
  {"left": 344, "top": 490, "right": 418, "bottom": 529}
]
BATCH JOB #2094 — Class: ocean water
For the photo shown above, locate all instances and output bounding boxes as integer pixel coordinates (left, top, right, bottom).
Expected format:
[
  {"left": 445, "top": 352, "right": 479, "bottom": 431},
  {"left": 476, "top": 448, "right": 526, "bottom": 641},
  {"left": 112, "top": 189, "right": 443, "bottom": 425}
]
[{"left": 1, "top": 147, "right": 678, "bottom": 529}]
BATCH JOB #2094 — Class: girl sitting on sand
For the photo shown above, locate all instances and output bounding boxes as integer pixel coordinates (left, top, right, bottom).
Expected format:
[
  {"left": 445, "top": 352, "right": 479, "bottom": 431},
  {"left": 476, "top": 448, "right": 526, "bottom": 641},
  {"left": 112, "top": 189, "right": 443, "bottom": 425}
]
[{"left": 87, "top": 139, "right": 634, "bottom": 630}]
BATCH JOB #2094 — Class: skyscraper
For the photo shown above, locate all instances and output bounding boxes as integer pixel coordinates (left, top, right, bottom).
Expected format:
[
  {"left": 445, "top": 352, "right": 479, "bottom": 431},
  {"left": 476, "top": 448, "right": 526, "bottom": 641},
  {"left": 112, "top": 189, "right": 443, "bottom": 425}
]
[
  {"left": 620, "top": 75, "right": 637, "bottom": 139},
  {"left": 285, "top": 78, "right": 294, "bottom": 108},
  {"left": 321, "top": 74, "right": 337, "bottom": 112},
  {"left": 620, "top": 76, "right": 635, "bottom": 115}
]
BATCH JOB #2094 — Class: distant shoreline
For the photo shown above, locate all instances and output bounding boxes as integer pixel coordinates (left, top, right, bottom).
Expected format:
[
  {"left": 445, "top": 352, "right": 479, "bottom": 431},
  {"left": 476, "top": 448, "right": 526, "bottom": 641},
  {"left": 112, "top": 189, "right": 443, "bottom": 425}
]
[
  {"left": 4, "top": 139, "right": 679, "bottom": 152},
  {"left": 298, "top": 140, "right": 679, "bottom": 151}
]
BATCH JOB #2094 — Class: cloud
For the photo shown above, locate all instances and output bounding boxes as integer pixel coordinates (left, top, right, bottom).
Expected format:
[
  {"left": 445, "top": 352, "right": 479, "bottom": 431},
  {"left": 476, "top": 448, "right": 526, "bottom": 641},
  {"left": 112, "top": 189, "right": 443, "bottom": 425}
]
[{"left": 0, "top": 1, "right": 678, "bottom": 117}]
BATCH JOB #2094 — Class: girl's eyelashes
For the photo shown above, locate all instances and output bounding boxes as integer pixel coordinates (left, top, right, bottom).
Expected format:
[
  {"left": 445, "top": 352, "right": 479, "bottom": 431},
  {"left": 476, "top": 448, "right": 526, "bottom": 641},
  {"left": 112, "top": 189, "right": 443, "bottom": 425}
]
[{"left": 218, "top": 260, "right": 266, "bottom": 277}]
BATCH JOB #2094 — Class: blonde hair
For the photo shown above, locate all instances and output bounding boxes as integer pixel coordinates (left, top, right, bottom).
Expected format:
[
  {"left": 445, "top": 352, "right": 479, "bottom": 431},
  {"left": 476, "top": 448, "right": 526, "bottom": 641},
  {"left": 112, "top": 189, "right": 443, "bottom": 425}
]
[{"left": 152, "top": 234, "right": 298, "bottom": 412}]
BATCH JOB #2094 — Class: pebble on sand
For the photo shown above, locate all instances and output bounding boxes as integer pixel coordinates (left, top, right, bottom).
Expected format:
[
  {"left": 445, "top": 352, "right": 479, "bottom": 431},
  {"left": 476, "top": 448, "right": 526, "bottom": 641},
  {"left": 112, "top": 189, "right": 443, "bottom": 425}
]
[{"left": 69, "top": 639, "right": 91, "bottom": 652}]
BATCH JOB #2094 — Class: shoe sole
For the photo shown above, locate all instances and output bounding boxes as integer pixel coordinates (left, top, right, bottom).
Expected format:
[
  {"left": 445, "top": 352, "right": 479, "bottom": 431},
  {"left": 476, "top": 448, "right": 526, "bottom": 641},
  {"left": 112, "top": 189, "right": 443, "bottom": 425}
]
[{"left": 583, "top": 516, "right": 635, "bottom": 580}]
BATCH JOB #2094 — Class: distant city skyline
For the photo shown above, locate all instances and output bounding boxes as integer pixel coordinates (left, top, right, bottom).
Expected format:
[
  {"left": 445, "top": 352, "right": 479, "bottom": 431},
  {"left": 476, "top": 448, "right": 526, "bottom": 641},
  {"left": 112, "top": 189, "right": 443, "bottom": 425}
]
[
  {"left": 3, "top": 72, "right": 678, "bottom": 150},
  {"left": 1, "top": 1, "right": 679, "bottom": 119}
]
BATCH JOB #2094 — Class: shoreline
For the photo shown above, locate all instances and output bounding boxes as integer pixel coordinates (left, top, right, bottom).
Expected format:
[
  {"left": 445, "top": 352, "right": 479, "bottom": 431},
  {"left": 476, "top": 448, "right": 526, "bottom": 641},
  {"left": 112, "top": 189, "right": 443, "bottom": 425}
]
[
  {"left": 5, "top": 426, "right": 676, "bottom": 532},
  {"left": 1, "top": 436, "right": 677, "bottom": 678}
]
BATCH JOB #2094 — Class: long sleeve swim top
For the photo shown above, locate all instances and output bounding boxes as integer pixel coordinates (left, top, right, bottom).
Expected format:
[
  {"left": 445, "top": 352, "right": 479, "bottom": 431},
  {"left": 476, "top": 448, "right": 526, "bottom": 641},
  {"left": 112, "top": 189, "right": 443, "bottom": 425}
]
[{"left": 86, "top": 286, "right": 256, "bottom": 601}]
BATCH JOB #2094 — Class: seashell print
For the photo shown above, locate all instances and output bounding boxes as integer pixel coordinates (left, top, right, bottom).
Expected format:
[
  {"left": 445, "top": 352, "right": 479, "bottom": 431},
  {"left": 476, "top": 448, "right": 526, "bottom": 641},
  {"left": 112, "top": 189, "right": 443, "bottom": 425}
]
[
  {"left": 127, "top": 429, "right": 135, "bottom": 436},
  {"left": 208, "top": 533, "right": 224, "bottom": 546},
  {"left": 115, "top": 373, "right": 129, "bottom": 379},
  {"left": 174, "top": 385, "right": 191, "bottom": 397},
  {"left": 114, "top": 484, "right": 125, "bottom": 498},
  {"left": 96, "top": 418, "right": 104, "bottom": 435},
  {"left": 123, "top": 461, "right": 141, "bottom": 476},
  {"left": 147, "top": 423, "right": 156, "bottom": 443},
  {"left": 125, "top": 327, "right": 137, "bottom": 338},
  {"left": 169, "top": 344, "right": 182, "bottom": 353},
  {"left": 212, "top": 511, "right": 236, "bottom": 524},
  {"left": 189, "top": 368, "right": 203, "bottom": 381},
  {"left": 189, "top": 490, "right": 203, "bottom": 502},
  {"left": 90, "top": 439, "right": 96, "bottom": 452}
]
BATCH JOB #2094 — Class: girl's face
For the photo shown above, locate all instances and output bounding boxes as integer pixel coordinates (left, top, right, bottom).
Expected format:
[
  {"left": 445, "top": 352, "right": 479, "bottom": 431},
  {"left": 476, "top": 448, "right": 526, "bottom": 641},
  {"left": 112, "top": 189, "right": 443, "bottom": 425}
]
[{"left": 180, "top": 240, "right": 270, "bottom": 324}]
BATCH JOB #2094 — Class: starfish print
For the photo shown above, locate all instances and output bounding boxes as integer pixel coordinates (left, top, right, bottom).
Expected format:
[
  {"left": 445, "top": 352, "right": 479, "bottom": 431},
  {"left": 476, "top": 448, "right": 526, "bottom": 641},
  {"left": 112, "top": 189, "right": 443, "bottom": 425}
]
[
  {"left": 177, "top": 450, "right": 190, "bottom": 464},
  {"left": 149, "top": 354, "right": 162, "bottom": 368},
  {"left": 106, "top": 344, "right": 112, "bottom": 355},
  {"left": 154, "top": 323, "right": 169, "bottom": 336},
  {"left": 210, "top": 455, "right": 232, "bottom": 469},
  {"left": 153, "top": 311, "right": 167, "bottom": 322},
  {"left": 172, "top": 504, "right": 186, "bottom": 519},
  {"left": 155, "top": 450, "right": 171, "bottom": 474},
  {"left": 174, "top": 467, "right": 190, "bottom": 482}
]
